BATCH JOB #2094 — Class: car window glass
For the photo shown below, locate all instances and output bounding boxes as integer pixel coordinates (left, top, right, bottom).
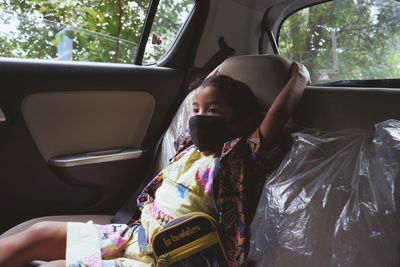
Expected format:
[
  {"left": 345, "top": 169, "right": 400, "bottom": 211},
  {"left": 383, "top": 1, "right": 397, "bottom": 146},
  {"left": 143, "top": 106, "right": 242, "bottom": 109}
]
[
  {"left": 0, "top": 0, "right": 193, "bottom": 64},
  {"left": 142, "top": 0, "right": 195, "bottom": 64},
  {"left": 0, "top": 0, "right": 151, "bottom": 63},
  {"left": 278, "top": 0, "right": 400, "bottom": 83}
]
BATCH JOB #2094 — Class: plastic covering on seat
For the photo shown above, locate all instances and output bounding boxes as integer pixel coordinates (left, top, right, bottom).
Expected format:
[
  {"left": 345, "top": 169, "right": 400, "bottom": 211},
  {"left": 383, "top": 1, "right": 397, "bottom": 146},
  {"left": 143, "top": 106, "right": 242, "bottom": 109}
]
[
  {"left": 248, "top": 119, "right": 400, "bottom": 267},
  {"left": 153, "top": 91, "right": 195, "bottom": 173}
]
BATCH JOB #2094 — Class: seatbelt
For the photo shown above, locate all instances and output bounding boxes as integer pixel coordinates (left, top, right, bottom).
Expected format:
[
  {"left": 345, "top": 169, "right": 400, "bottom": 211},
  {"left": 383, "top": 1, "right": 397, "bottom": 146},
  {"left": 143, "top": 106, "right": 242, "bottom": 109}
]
[
  {"left": 259, "top": 7, "right": 279, "bottom": 55},
  {"left": 112, "top": 38, "right": 235, "bottom": 225},
  {"left": 201, "top": 36, "right": 235, "bottom": 75},
  {"left": 183, "top": 37, "right": 235, "bottom": 91},
  {"left": 111, "top": 134, "right": 165, "bottom": 224}
]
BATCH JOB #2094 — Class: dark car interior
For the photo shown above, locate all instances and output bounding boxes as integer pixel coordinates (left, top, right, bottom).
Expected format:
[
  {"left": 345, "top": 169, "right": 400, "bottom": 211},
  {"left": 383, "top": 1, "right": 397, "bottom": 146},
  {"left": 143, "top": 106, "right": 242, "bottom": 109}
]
[{"left": 0, "top": 0, "right": 399, "bottom": 265}]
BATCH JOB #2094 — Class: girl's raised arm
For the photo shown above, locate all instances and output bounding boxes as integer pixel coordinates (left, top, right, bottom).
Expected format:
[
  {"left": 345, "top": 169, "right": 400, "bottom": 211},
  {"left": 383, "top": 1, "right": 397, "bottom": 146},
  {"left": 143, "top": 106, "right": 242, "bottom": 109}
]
[{"left": 259, "top": 62, "right": 310, "bottom": 150}]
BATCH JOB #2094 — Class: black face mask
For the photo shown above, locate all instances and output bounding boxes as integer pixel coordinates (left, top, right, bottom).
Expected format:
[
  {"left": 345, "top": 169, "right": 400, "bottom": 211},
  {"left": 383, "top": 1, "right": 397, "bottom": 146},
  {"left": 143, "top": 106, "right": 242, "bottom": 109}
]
[{"left": 189, "top": 115, "right": 229, "bottom": 152}]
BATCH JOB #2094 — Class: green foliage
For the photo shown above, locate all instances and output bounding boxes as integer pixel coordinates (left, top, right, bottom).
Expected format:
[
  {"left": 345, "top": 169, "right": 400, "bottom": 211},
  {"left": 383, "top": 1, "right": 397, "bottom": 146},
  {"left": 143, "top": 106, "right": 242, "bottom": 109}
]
[
  {"left": 279, "top": 0, "right": 400, "bottom": 82},
  {"left": 0, "top": 0, "right": 194, "bottom": 64},
  {"left": 143, "top": 0, "right": 194, "bottom": 63}
]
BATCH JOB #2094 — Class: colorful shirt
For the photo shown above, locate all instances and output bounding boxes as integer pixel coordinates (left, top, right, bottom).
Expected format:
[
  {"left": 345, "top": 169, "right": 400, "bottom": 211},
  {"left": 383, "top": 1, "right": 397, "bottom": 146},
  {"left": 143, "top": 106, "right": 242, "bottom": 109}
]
[
  {"left": 140, "top": 147, "right": 219, "bottom": 242},
  {"left": 66, "top": 129, "right": 283, "bottom": 267},
  {"left": 138, "top": 128, "right": 283, "bottom": 266},
  {"left": 67, "top": 147, "right": 221, "bottom": 267}
]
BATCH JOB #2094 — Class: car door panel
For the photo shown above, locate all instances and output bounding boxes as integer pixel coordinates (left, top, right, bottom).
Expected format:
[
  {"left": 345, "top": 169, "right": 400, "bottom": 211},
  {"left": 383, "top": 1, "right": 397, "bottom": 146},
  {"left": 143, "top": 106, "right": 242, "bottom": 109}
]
[
  {"left": 22, "top": 91, "right": 155, "bottom": 161},
  {"left": 0, "top": 60, "right": 186, "bottom": 233}
]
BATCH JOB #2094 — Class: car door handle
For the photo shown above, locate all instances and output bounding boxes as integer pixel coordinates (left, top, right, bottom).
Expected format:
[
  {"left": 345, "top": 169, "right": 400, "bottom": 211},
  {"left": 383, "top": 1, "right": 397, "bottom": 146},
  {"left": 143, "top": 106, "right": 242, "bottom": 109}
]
[
  {"left": 0, "top": 107, "right": 6, "bottom": 122},
  {"left": 49, "top": 148, "right": 144, "bottom": 167}
]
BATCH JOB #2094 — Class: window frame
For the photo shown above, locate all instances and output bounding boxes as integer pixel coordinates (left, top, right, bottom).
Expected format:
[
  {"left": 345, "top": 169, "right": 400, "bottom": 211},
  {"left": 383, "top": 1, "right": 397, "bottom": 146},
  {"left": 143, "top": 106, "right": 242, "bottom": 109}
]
[
  {"left": 274, "top": 0, "right": 400, "bottom": 86},
  {"left": 135, "top": 0, "right": 160, "bottom": 65},
  {"left": 153, "top": 0, "right": 209, "bottom": 68},
  {"left": 154, "top": 1, "right": 198, "bottom": 67},
  {"left": 275, "top": 1, "right": 333, "bottom": 85},
  {"left": 275, "top": 1, "right": 333, "bottom": 48}
]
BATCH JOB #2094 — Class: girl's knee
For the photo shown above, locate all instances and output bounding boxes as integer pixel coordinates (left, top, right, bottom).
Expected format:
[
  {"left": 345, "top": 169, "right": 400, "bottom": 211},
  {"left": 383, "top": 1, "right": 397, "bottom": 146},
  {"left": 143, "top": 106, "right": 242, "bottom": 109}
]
[{"left": 26, "top": 221, "right": 67, "bottom": 243}]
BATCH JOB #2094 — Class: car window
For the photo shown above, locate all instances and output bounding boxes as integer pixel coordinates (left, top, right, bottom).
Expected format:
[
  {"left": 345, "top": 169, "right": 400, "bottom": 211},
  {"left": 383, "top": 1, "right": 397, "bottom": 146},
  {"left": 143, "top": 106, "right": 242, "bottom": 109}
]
[
  {"left": 278, "top": 0, "right": 400, "bottom": 83},
  {"left": 143, "top": 0, "right": 195, "bottom": 64},
  {"left": 0, "top": 0, "right": 194, "bottom": 64}
]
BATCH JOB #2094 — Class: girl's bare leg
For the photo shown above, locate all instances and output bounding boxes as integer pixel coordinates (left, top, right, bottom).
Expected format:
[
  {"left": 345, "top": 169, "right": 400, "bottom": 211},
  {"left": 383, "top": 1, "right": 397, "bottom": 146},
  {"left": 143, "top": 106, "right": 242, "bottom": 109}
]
[{"left": 0, "top": 221, "right": 67, "bottom": 267}]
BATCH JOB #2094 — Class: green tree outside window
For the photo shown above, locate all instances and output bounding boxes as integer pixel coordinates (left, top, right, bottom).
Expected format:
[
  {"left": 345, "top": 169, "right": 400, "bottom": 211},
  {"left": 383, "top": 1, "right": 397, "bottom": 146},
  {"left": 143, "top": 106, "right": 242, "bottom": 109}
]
[
  {"left": 0, "top": 0, "right": 194, "bottom": 64},
  {"left": 279, "top": 0, "right": 400, "bottom": 82}
]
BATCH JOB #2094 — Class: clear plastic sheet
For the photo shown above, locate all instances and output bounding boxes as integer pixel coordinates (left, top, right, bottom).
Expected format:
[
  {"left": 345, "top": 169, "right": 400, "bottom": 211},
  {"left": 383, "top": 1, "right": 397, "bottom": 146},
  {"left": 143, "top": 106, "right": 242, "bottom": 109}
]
[
  {"left": 153, "top": 66, "right": 220, "bottom": 174},
  {"left": 153, "top": 90, "right": 195, "bottom": 174},
  {"left": 248, "top": 119, "right": 400, "bottom": 267}
]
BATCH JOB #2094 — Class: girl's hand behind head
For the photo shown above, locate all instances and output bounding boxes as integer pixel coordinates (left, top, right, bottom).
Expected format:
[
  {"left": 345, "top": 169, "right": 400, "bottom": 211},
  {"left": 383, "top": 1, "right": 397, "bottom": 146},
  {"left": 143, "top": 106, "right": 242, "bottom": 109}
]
[{"left": 291, "top": 62, "right": 311, "bottom": 85}]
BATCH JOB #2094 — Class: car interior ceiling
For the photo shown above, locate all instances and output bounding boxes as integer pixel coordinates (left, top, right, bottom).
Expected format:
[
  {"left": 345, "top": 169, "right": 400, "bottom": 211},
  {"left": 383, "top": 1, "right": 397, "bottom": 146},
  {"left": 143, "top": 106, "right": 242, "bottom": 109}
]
[{"left": 193, "top": 0, "right": 331, "bottom": 67}]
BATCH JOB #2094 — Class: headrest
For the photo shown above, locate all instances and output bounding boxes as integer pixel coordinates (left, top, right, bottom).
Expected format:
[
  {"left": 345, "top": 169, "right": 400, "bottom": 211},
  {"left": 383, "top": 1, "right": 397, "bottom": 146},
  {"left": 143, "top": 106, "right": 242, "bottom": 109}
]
[
  {"left": 154, "top": 54, "right": 293, "bottom": 172},
  {"left": 218, "top": 54, "right": 292, "bottom": 109}
]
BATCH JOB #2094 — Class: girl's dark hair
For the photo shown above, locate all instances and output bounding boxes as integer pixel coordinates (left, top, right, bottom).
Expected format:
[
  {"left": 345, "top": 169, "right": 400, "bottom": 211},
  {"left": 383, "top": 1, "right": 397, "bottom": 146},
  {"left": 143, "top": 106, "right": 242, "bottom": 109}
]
[{"left": 199, "top": 74, "right": 262, "bottom": 135}]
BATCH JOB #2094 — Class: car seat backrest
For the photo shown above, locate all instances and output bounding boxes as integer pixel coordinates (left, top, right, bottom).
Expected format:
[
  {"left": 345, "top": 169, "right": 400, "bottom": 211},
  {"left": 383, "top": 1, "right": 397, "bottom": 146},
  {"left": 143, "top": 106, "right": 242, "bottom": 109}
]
[
  {"left": 154, "top": 54, "right": 293, "bottom": 173},
  {"left": 293, "top": 87, "right": 400, "bottom": 131},
  {"left": 218, "top": 54, "right": 292, "bottom": 109}
]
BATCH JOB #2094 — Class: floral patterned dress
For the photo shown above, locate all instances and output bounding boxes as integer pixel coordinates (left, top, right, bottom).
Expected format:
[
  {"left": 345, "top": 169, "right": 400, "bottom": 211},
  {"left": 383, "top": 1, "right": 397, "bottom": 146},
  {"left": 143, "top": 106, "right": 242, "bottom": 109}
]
[
  {"left": 66, "top": 129, "right": 283, "bottom": 267},
  {"left": 66, "top": 146, "right": 219, "bottom": 267}
]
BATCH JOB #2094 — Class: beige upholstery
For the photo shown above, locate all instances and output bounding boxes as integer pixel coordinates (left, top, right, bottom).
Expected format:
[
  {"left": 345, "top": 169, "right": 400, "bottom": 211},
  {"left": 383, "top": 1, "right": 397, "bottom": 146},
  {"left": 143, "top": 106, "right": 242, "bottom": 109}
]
[
  {"left": 155, "top": 54, "right": 292, "bottom": 172},
  {"left": 22, "top": 91, "right": 155, "bottom": 161},
  {"left": 294, "top": 86, "right": 400, "bottom": 131},
  {"left": 219, "top": 54, "right": 292, "bottom": 109}
]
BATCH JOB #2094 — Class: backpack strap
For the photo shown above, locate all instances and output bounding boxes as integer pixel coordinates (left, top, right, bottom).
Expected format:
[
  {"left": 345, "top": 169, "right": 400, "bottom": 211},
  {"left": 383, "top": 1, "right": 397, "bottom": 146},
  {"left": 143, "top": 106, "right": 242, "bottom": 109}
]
[{"left": 111, "top": 135, "right": 164, "bottom": 224}]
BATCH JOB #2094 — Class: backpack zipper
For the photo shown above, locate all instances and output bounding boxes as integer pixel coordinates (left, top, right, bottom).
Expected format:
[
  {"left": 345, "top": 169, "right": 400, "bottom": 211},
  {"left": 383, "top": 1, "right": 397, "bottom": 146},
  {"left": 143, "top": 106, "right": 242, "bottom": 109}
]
[
  {"left": 211, "top": 158, "right": 222, "bottom": 223},
  {"left": 155, "top": 233, "right": 219, "bottom": 266}
]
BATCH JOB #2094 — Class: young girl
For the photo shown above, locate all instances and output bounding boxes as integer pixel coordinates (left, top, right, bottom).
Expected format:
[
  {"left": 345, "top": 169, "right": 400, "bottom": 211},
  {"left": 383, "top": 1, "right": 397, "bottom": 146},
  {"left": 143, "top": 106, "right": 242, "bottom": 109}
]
[{"left": 0, "top": 62, "right": 310, "bottom": 267}]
